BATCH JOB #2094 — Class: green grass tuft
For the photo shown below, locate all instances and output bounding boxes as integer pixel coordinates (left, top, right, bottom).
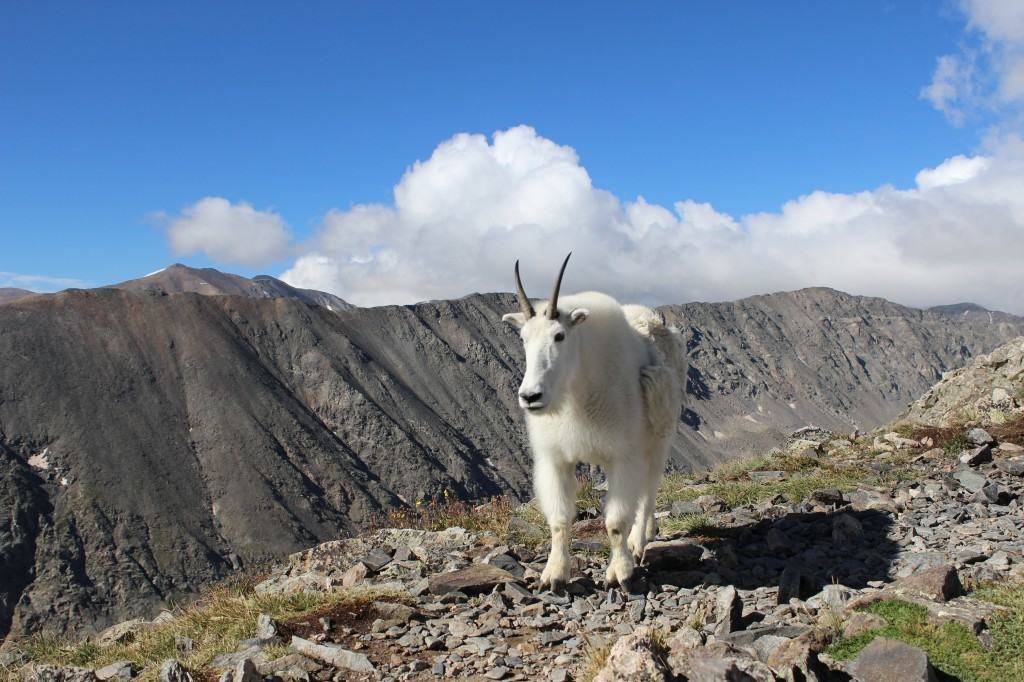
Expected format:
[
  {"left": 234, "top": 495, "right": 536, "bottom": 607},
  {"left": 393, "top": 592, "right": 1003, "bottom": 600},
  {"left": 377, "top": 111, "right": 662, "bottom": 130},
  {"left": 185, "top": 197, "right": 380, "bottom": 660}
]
[
  {"left": 659, "top": 512, "right": 716, "bottom": 537},
  {"left": 825, "top": 584, "right": 1024, "bottom": 682},
  {"left": 7, "top": 584, "right": 406, "bottom": 682}
]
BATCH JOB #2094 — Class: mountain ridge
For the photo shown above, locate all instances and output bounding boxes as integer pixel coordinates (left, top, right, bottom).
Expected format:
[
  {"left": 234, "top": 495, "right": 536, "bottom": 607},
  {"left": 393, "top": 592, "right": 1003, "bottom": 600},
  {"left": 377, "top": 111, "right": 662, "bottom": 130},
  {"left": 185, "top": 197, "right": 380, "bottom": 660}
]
[{"left": 2, "top": 275, "right": 1024, "bottom": 638}]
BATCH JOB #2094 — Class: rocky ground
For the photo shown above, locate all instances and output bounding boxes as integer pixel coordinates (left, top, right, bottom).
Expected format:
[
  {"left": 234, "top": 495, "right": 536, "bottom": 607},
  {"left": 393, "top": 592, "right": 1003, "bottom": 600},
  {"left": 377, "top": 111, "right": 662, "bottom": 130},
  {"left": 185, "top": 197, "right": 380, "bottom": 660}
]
[
  {"left": 8, "top": 415, "right": 1024, "bottom": 682},
  {"left": 7, "top": 338, "right": 1024, "bottom": 681}
]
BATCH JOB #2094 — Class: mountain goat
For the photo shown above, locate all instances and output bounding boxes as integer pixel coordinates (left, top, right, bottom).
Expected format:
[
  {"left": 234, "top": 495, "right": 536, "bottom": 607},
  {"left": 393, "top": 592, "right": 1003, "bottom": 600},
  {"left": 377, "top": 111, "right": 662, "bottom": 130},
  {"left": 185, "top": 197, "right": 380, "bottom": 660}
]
[{"left": 502, "top": 254, "right": 687, "bottom": 590}]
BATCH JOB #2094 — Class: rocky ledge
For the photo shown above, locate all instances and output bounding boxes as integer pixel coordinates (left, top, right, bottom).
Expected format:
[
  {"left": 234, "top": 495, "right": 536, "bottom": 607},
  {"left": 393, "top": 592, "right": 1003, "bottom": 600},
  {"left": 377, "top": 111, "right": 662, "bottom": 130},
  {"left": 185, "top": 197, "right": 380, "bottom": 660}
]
[{"left": 13, "top": 421, "right": 1024, "bottom": 682}]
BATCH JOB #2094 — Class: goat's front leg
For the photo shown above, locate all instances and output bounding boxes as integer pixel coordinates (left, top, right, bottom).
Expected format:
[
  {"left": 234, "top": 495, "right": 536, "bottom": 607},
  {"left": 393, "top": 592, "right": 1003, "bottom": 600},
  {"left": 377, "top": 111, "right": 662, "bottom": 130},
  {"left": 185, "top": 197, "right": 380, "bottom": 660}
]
[
  {"left": 605, "top": 459, "right": 644, "bottom": 589},
  {"left": 534, "top": 455, "right": 577, "bottom": 593}
]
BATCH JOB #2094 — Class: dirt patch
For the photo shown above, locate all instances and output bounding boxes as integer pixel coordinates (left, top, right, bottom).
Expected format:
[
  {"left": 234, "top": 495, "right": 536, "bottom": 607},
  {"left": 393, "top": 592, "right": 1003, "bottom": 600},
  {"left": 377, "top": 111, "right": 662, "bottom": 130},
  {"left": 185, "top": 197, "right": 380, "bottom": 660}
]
[
  {"left": 275, "top": 595, "right": 441, "bottom": 678},
  {"left": 277, "top": 595, "right": 410, "bottom": 641},
  {"left": 990, "top": 414, "right": 1024, "bottom": 446}
]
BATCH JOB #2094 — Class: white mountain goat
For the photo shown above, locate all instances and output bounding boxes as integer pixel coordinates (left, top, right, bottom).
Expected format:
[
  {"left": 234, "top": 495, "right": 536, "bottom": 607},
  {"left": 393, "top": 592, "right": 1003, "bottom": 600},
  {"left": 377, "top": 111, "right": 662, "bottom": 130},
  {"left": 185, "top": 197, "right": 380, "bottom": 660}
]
[{"left": 502, "top": 254, "right": 687, "bottom": 590}]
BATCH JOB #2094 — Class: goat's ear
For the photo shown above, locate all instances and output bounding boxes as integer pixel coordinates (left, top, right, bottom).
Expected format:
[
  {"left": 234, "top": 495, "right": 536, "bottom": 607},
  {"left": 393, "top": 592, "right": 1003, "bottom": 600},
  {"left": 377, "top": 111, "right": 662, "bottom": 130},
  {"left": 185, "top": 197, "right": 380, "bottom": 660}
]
[
  {"left": 502, "top": 312, "right": 527, "bottom": 329},
  {"left": 569, "top": 308, "right": 590, "bottom": 326}
]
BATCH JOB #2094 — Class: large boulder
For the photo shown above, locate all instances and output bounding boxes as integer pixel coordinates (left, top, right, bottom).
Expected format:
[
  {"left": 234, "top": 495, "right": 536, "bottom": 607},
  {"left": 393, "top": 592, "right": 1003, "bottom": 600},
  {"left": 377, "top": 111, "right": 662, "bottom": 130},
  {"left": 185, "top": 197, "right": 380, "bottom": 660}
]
[
  {"left": 847, "top": 638, "right": 938, "bottom": 682},
  {"left": 593, "top": 627, "right": 671, "bottom": 682}
]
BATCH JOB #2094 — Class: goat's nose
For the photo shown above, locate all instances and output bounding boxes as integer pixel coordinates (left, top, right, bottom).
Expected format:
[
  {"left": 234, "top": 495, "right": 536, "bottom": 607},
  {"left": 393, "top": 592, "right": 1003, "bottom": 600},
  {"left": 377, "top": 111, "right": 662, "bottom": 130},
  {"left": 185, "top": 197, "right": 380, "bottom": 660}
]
[{"left": 519, "top": 391, "right": 543, "bottom": 404}]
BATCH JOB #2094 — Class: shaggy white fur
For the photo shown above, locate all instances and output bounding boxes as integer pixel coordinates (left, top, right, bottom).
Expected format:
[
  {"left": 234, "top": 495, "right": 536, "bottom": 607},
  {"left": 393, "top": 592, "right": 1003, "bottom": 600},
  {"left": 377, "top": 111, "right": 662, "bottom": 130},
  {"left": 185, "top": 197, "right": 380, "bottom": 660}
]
[{"left": 503, "top": 290, "right": 687, "bottom": 590}]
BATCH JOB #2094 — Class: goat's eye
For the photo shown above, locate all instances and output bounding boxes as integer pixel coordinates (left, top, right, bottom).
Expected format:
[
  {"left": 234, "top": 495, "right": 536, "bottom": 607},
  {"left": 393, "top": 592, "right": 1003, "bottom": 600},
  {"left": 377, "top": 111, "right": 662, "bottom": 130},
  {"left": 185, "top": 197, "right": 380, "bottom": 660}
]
[{"left": 554, "top": 332, "right": 565, "bottom": 342}]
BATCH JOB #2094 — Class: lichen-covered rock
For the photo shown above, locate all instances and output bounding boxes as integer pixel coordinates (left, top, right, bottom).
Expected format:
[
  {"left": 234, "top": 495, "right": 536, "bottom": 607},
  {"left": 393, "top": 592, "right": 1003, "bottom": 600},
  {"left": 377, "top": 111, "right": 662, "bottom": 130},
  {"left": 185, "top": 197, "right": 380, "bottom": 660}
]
[
  {"left": 289, "top": 636, "right": 375, "bottom": 673},
  {"left": 904, "top": 337, "right": 1024, "bottom": 426},
  {"left": 891, "top": 564, "right": 964, "bottom": 603},
  {"left": 594, "top": 627, "right": 671, "bottom": 682},
  {"left": 847, "top": 637, "right": 938, "bottom": 681},
  {"left": 427, "top": 564, "right": 519, "bottom": 595}
]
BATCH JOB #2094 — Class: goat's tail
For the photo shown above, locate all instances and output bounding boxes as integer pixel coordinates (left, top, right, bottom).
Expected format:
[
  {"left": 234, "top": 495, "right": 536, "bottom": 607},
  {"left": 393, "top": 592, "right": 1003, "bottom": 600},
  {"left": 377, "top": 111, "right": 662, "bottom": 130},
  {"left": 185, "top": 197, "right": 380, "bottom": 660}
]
[{"left": 623, "top": 305, "right": 690, "bottom": 403}]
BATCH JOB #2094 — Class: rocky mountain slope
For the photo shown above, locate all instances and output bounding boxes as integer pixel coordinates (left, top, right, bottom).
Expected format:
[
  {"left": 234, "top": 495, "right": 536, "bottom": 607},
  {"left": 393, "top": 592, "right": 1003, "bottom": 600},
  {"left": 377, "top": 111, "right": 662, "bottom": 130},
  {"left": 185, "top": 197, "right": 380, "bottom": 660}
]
[
  {"left": 1, "top": 275, "right": 1023, "bottom": 640},
  {"left": 661, "top": 288, "right": 1024, "bottom": 468}
]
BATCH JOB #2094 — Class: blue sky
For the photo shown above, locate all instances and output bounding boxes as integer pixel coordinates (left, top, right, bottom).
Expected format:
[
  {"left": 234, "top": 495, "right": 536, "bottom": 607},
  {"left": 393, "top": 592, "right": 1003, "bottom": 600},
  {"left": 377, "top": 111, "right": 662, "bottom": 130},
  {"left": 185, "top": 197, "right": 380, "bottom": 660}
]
[{"left": 2, "top": 1, "right": 1023, "bottom": 311}]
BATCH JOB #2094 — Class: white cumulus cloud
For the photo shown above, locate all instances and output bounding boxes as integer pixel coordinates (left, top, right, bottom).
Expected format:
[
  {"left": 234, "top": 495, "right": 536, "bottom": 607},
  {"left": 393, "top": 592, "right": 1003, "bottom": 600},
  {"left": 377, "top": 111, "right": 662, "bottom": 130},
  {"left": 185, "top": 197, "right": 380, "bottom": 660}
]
[
  {"left": 164, "top": 197, "right": 291, "bottom": 267},
  {"left": 278, "top": 125, "right": 1024, "bottom": 314},
  {"left": 923, "top": 0, "right": 1024, "bottom": 124}
]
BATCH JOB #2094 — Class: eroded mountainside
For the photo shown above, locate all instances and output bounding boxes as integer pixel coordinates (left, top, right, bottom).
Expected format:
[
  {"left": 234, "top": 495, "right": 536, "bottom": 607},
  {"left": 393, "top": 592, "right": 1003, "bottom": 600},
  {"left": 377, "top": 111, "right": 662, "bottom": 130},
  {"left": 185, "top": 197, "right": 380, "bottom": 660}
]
[{"left": 1, "top": 281, "right": 1023, "bottom": 638}]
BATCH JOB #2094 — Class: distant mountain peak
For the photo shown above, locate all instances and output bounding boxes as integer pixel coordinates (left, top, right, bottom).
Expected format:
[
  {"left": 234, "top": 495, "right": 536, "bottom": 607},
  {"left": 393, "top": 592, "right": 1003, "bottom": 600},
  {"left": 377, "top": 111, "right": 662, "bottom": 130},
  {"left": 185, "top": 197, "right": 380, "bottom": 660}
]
[
  {"left": 112, "top": 264, "right": 354, "bottom": 311},
  {"left": 929, "top": 302, "right": 990, "bottom": 315},
  {"left": 0, "top": 287, "right": 36, "bottom": 305}
]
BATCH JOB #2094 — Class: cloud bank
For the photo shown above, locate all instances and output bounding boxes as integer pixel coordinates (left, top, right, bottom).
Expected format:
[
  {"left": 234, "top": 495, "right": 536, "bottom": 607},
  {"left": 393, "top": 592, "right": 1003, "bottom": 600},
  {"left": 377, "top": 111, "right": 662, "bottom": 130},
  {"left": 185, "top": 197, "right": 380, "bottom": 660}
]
[{"left": 261, "top": 125, "right": 1023, "bottom": 313}]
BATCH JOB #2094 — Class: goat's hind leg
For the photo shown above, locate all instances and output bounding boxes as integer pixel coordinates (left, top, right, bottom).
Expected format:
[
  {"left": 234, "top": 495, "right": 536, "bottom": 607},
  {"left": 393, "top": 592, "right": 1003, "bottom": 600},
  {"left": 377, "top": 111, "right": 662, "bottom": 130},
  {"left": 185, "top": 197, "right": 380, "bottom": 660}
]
[
  {"left": 604, "top": 459, "right": 644, "bottom": 589},
  {"left": 627, "top": 463, "right": 658, "bottom": 561},
  {"left": 534, "top": 456, "right": 577, "bottom": 593}
]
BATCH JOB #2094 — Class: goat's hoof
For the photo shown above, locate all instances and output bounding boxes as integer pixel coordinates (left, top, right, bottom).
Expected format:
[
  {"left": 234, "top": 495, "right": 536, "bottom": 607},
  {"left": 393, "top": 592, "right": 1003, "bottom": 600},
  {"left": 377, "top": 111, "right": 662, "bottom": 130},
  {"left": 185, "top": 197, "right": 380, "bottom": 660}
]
[
  {"left": 605, "top": 557, "right": 636, "bottom": 590},
  {"left": 542, "top": 578, "right": 567, "bottom": 595}
]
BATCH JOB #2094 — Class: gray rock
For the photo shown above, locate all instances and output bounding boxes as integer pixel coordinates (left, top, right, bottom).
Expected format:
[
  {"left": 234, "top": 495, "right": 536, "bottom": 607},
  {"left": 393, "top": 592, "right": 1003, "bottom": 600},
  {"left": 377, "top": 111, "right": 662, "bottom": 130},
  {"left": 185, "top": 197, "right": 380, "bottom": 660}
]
[
  {"left": 671, "top": 500, "right": 702, "bottom": 517},
  {"left": 810, "top": 489, "right": 845, "bottom": 507},
  {"left": 643, "top": 539, "right": 705, "bottom": 569},
  {"left": 372, "top": 601, "right": 416, "bottom": 624},
  {"left": 686, "top": 654, "right": 775, "bottom": 682},
  {"left": 289, "top": 637, "right": 375, "bottom": 674},
  {"left": 484, "top": 666, "right": 509, "bottom": 679},
  {"left": 847, "top": 637, "right": 937, "bottom": 681},
  {"left": 966, "top": 428, "right": 994, "bottom": 445},
  {"left": 996, "top": 456, "right": 1024, "bottom": 476},
  {"left": 843, "top": 612, "right": 888, "bottom": 637},
  {"left": 25, "top": 666, "right": 98, "bottom": 682},
  {"left": 157, "top": 660, "right": 192, "bottom": 682},
  {"left": 960, "top": 445, "right": 993, "bottom": 466},
  {"left": 341, "top": 561, "right": 369, "bottom": 587},
  {"left": 94, "top": 619, "right": 150, "bottom": 647},
  {"left": 484, "top": 553, "right": 525, "bottom": 578},
  {"left": 360, "top": 547, "right": 393, "bottom": 572},
  {"left": 751, "top": 634, "right": 790, "bottom": 663},
  {"left": 257, "top": 654, "right": 322, "bottom": 676},
  {"left": 593, "top": 627, "right": 671, "bottom": 682},
  {"left": 232, "top": 659, "right": 259, "bottom": 682},
  {"left": 720, "top": 625, "right": 811, "bottom": 648},
  {"left": 207, "top": 646, "right": 264, "bottom": 670},
  {"left": 255, "top": 613, "right": 277, "bottom": 640},
  {"left": 748, "top": 470, "right": 787, "bottom": 481},
  {"left": 778, "top": 563, "right": 802, "bottom": 604},
  {"left": 892, "top": 564, "right": 964, "bottom": 603},
  {"left": 428, "top": 564, "right": 518, "bottom": 595},
  {"left": 848, "top": 489, "right": 896, "bottom": 512},
  {"left": 765, "top": 528, "right": 795, "bottom": 554},
  {"left": 712, "top": 585, "right": 743, "bottom": 636},
  {"left": 502, "top": 582, "right": 535, "bottom": 603},
  {"left": 952, "top": 469, "right": 989, "bottom": 493},
  {"left": 93, "top": 662, "right": 134, "bottom": 682},
  {"left": 832, "top": 513, "right": 864, "bottom": 545},
  {"left": 807, "top": 584, "right": 857, "bottom": 611}
]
